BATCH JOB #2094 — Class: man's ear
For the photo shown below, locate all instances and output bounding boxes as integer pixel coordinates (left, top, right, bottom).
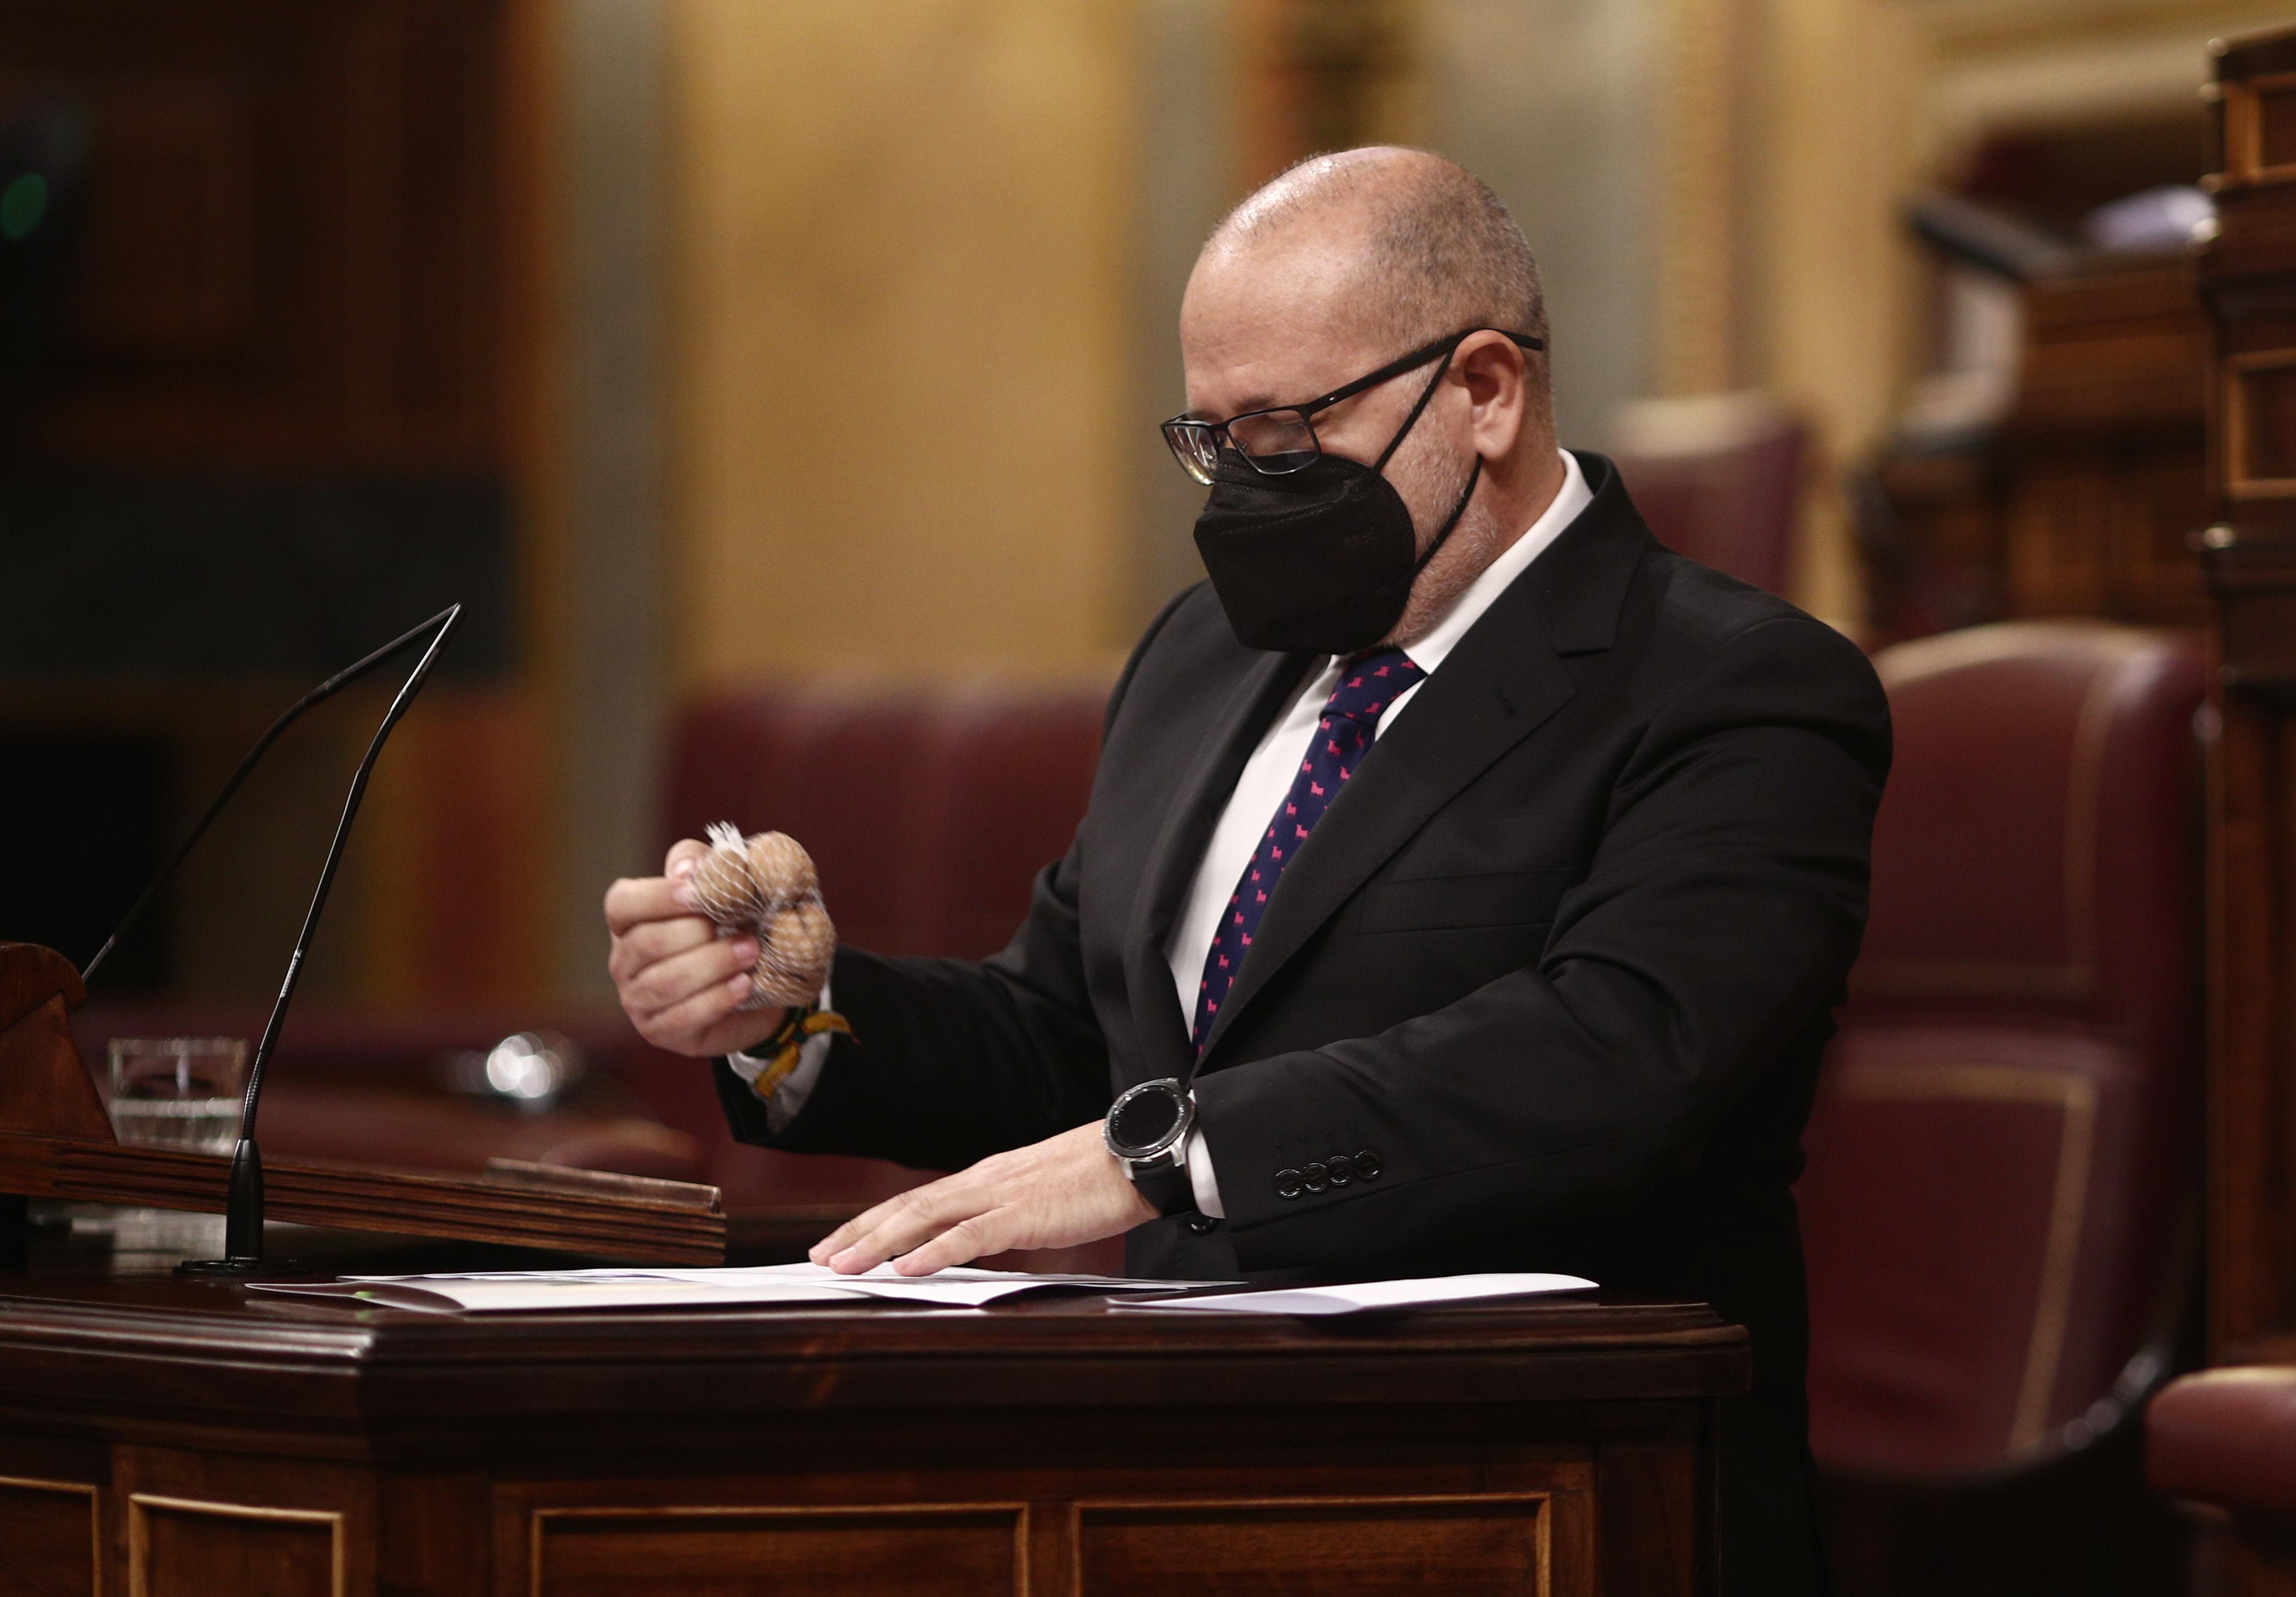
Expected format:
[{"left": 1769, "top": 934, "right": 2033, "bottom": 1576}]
[{"left": 1456, "top": 333, "right": 1527, "bottom": 460}]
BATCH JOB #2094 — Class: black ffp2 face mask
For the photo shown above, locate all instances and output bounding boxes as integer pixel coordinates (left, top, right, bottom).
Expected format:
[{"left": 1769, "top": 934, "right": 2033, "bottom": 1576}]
[{"left": 1192, "top": 354, "right": 1479, "bottom": 655}]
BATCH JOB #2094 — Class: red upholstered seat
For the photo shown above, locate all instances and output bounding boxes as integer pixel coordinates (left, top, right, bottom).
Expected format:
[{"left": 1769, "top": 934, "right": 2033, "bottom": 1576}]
[
  {"left": 661, "top": 685, "right": 940, "bottom": 956},
  {"left": 650, "top": 679, "right": 1110, "bottom": 1209},
  {"left": 2148, "top": 1365, "right": 2296, "bottom": 1533},
  {"left": 1801, "top": 622, "right": 2204, "bottom": 1480},
  {"left": 910, "top": 685, "right": 1105, "bottom": 959},
  {"left": 661, "top": 682, "right": 1104, "bottom": 961},
  {"left": 1610, "top": 394, "right": 1807, "bottom": 596}
]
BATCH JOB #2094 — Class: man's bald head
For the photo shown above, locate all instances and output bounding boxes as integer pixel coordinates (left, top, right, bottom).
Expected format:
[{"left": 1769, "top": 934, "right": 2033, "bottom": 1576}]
[
  {"left": 1202, "top": 147, "right": 1548, "bottom": 358},
  {"left": 1178, "top": 147, "right": 1567, "bottom": 652}
]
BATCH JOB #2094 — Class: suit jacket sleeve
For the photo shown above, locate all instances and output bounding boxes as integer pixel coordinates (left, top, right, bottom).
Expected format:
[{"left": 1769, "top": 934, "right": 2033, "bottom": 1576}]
[
  {"left": 711, "top": 589, "right": 1198, "bottom": 1172},
  {"left": 1190, "top": 614, "right": 1891, "bottom": 1270}
]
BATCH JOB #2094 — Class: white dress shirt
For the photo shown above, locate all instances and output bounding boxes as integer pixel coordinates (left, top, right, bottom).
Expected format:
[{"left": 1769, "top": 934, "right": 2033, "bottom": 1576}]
[
  {"left": 737, "top": 449, "right": 1595, "bottom": 1216},
  {"left": 725, "top": 978, "right": 835, "bottom": 1131},
  {"left": 1162, "top": 448, "right": 1590, "bottom": 1214}
]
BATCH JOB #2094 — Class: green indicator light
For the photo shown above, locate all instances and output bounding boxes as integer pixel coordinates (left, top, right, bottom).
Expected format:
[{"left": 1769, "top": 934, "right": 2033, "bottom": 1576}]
[{"left": 1, "top": 172, "right": 47, "bottom": 240}]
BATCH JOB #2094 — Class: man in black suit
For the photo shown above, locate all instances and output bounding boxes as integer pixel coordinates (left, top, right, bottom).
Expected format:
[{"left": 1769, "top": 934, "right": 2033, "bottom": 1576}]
[{"left": 606, "top": 147, "right": 1888, "bottom": 1595}]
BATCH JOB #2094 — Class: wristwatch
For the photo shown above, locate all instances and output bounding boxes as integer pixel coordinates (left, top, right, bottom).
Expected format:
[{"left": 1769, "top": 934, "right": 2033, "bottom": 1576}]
[{"left": 1104, "top": 1077, "right": 1197, "bottom": 1218}]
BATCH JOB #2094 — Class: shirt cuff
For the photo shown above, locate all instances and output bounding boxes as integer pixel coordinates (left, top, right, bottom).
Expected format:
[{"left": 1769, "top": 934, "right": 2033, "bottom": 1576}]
[
  {"left": 1185, "top": 1122, "right": 1224, "bottom": 1219},
  {"left": 724, "top": 979, "right": 834, "bottom": 1134}
]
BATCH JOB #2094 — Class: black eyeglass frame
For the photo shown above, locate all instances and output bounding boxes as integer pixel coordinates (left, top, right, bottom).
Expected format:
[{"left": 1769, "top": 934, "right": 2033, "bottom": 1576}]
[{"left": 1160, "top": 326, "right": 1545, "bottom": 485}]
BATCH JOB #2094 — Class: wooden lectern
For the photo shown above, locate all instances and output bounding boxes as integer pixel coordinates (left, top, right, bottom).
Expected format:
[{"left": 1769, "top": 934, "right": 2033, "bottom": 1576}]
[
  {"left": 0, "top": 943, "right": 727, "bottom": 1266},
  {"left": 0, "top": 948, "right": 1746, "bottom": 1594},
  {"left": 0, "top": 1267, "right": 1742, "bottom": 1596}
]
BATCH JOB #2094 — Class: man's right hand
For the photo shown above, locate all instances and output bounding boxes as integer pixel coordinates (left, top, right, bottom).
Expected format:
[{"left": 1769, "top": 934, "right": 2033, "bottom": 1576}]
[{"left": 606, "top": 839, "right": 786, "bottom": 1058}]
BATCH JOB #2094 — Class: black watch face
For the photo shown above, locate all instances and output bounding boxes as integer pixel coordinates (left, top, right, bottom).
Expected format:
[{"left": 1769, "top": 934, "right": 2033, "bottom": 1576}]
[{"left": 1109, "top": 1084, "right": 1183, "bottom": 1156}]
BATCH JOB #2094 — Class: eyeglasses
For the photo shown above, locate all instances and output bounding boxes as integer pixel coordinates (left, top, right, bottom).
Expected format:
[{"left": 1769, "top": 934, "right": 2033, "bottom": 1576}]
[{"left": 1160, "top": 327, "right": 1545, "bottom": 486}]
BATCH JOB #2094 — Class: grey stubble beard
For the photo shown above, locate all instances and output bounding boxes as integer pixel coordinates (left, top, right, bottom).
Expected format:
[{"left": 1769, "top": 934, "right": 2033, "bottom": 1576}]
[{"left": 1381, "top": 428, "right": 1506, "bottom": 651}]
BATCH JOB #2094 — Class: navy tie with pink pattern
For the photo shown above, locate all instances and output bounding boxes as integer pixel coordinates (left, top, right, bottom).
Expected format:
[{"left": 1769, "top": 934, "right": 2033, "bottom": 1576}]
[{"left": 1191, "top": 646, "right": 1424, "bottom": 1055}]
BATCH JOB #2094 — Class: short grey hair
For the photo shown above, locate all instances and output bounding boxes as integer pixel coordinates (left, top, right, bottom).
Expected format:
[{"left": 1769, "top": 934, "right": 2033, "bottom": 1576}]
[{"left": 1208, "top": 147, "right": 1548, "bottom": 355}]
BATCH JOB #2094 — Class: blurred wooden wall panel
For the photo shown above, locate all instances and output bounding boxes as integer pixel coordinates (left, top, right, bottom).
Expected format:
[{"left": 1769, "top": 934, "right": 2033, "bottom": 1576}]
[
  {"left": 665, "top": 0, "right": 1137, "bottom": 686},
  {"left": 0, "top": 0, "right": 556, "bottom": 1007},
  {"left": 362, "top": 690, "right": 548, "bottom": 1004},
  {"left": 1229, "top": 0, "right": 1422, "bottom": 191},
  {"left": 0, "top": 0, "right": 509, "bottom": 469}
]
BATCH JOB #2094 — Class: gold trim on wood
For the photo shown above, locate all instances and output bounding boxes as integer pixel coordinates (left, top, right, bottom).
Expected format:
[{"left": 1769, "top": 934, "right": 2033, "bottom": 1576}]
[
  {"left": 0, "top": 1473, "right": 100, "bottom": 1594},
  {"left": 127, "top": 1492, "right": 345, "bottom": 1597},
  {"left": 2223, "top": 73, "right": 2296, "bottom": 188},
  {"left": 2224, "top": 348, "right": 2296, "bottom": 501},
  {"left": 1835, "top": 1059, "right": 2099, "bottom": 1454},
  {"left": 1071, "top": 1492, "right": 1553, "bottom": 1597},
  {"left": 526, "top": 1501, "right": 1032, "bottom": 1597}
]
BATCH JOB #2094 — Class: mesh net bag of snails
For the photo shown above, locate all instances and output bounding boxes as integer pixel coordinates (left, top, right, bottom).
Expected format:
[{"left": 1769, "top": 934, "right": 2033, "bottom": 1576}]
[{"left": 688, "top": 822, "right": 850, "bottom": 1092}]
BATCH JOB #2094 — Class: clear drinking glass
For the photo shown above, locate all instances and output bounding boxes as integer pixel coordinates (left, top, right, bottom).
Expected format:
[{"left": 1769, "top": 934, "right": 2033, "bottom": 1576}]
[{"left": 106, "top": 1039, "right": 249, "bottom": 1155}]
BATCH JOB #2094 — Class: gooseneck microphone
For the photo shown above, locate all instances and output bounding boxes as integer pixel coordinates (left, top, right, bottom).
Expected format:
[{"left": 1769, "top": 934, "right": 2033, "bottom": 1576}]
[{"left": 78, "top": 604, "right": 462, "bottom": 1276}]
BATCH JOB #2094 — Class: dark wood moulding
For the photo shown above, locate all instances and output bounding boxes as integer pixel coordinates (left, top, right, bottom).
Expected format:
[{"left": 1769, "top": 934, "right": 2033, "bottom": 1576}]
[{"left": 0, "top": 942, "right": 728, "bottom": 1265}]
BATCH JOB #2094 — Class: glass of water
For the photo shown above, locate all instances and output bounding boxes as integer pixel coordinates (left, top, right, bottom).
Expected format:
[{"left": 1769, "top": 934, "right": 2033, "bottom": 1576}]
[{"left": 106, "top": 1039, "right": 249, "bottom": 1156}]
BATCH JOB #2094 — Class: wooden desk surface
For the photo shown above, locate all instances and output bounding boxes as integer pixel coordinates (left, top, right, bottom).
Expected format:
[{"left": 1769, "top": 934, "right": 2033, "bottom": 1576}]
[
  {"left": 0, "top": 1265, "right": 1746, "bottom": 1431},
  {"left": 0, "top": 1245, "right": 1745, "bottom": 1596}
]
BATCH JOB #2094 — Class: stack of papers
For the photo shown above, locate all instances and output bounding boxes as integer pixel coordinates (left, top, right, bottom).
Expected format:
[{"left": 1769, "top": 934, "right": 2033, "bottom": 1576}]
[
  {"left": 246, "top": 1264, "right": 1596, "bottom": 1318},
  {"left": 1110, "top": 1272, "right": 1596, "bottom": 1316},
  {"left": 247, "top": 1262, "right": 1217, "bottom": 1315}
]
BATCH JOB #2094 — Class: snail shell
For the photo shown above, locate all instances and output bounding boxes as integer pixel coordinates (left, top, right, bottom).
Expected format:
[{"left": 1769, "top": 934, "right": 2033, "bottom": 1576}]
[
  {"left": 750, "top": 898, "right": 837, "bottom": 1007},
  {"left": 689, "top": 834, "right": 768, "bottom": 927},
  {"left": 687, "top": 822, "right": 837, "bottom": 1011},
  {"left": 743, "top": 830, "right": 818, "bottom": 900}
]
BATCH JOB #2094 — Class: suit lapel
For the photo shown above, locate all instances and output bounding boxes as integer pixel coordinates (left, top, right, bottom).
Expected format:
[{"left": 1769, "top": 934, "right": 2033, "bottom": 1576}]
[
  {"left": 1195, "top": 453, "right": 1651, "bottom": 1064},
  {"left": 1121, "top": 645, "right": 1318, "bottom": 1081}
]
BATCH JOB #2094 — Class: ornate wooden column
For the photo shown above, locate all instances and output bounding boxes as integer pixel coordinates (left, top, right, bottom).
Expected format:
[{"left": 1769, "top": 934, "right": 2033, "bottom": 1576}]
[{"left": 2196, "top": 25, "right": 2296, "bottom": 1361}]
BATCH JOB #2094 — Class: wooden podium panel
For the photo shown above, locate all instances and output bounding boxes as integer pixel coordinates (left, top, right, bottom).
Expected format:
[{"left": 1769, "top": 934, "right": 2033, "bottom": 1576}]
[{"left": 0, "top": 1261, "right": 1744, "bottom": 1597}]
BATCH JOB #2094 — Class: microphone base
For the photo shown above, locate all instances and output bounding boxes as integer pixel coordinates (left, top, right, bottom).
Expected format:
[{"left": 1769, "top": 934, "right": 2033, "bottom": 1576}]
[
  {"left": 177, "top": 1135, "right": 268, "bottom": 1278},
  {"left": 175, "top": 1255, "right": 273, "bottom": 1278}
]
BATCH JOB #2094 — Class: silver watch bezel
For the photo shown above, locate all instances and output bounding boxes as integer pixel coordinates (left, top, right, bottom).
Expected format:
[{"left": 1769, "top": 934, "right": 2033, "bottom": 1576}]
[{"left": 1104, "top": 1077, "right": 1195, "bottom": 1166}]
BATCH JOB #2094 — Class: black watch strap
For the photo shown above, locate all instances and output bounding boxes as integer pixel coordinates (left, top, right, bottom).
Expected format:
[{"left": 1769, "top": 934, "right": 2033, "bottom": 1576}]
[{"left": 1127, "top": 1157, "right": 1197, "bottom": 1219}]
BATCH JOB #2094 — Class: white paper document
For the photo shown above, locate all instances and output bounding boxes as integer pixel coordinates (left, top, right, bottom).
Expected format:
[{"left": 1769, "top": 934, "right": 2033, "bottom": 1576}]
[
  {"left": 248, "top": 1275, "right": 865, "bottom": 1314},
  {"left": 1109, "top": 1271, "right": 1597, "bottom": 1316},
  {"left": 629, "top": 1263, "right": 1220, "bottom": 1307},
  {"left": 248, "top": 1262, "right": 1223, "bottom": 1315}
]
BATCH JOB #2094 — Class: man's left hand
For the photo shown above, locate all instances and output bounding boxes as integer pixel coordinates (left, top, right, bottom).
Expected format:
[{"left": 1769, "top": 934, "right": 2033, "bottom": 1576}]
[{"left": 810, "top": 1121, "right": 1157, "bottom": 1276}]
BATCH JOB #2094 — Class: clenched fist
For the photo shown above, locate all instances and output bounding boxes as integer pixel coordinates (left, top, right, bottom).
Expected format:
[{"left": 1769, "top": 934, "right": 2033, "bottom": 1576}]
[{"left": 606, "top": 839, "right": 786, "bottom": 1057}]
